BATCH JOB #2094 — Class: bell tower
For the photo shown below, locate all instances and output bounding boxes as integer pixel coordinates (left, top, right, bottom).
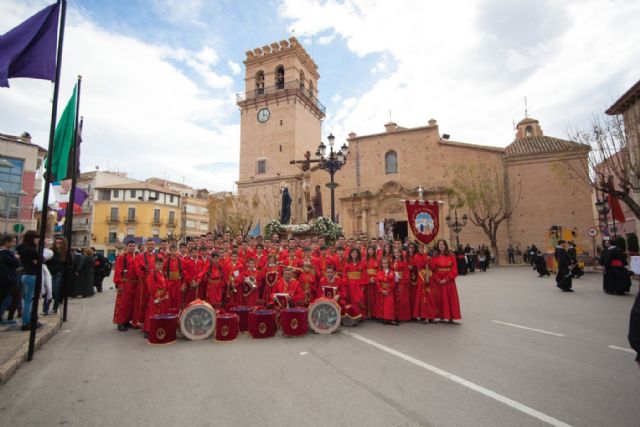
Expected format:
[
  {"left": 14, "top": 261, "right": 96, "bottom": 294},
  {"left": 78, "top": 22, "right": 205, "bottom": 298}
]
[{"left": 236, "top": 37, "right": 325, "bottom": 225}]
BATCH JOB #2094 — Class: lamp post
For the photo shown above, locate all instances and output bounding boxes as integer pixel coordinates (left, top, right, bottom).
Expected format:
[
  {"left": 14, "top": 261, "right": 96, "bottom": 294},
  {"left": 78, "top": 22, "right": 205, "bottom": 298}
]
[
  {"left": 445, "top": 209, "right": 468, "bottom": 248},
  {"left": 595, "top": 197, "right": 615, "bottom": 239},
  {"left": 315, "top": 133, "right": 349, "bottom": 223}
]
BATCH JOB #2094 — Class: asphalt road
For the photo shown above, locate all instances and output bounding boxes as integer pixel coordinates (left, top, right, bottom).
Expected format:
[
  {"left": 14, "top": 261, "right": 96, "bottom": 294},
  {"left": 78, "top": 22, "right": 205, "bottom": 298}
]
[{"left": 1, "top": 266, "right": 639, "bottom": 427}]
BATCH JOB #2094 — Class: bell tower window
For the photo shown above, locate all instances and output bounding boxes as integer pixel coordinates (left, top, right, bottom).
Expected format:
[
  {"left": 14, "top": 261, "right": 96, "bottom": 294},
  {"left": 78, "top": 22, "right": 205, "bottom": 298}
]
[
  {"left": 275, "top": 65, "right": 285, "bottom": 89},
  {"left": 525, "top": 125, "right": 533, "bottom": 137},
  {"left": 299, "top": 71, "right": 305, "bottom": 91},
  {"left": 385, "top": 151, "right": 398, "bottom": 174},
  {"left": 255, "top": 70, "right": 265, "bottom": 95}
]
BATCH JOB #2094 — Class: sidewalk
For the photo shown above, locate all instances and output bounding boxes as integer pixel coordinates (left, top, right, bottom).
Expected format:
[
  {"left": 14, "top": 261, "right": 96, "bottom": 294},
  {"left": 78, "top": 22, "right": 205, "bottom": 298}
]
[{"left": 0, "top": 311, "right": 62, "bottom": 384}]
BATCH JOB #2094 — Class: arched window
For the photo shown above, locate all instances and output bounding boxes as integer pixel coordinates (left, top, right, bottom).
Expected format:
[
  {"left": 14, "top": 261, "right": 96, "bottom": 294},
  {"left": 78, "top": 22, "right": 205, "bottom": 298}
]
[
  {"left": 385, "top": 151, "right": 398, "bottom": 174},
  {"left": 299, "top": 71, "right": 305, "bottom": 91},
  {"left": 275, "top": 65, "right": 285, "bottom": 89},
  {"left": 255, "top": 70, "right": 265, "bottom": 95},
  {"left": 525, "top": 125, "right": 533, "bottom": 137}
]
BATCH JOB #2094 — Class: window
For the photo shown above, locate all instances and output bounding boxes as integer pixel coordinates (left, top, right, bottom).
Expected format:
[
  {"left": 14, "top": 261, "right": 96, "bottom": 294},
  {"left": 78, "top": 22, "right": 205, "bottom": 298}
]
[
  {"left": 113, "top": 190, "right": 119, "bottom": 198},
  {"left": 385, "top": 151, "right": 398, "bottom": 174},
  {"left": 186, "top": 220, "right": 196, "bottom": 228},
  {"left": 130, "top": 190, "right": 136, "bottom": 198},
  {"left": 152, "top": 228, "right": 159, "bottom": 237},
  {"left": 126, "top": 227, "right": 135, "bottom": 237},
  {"left": 309, "top": 81, "right": 314, "bottom": 97},
  {"left": 185, "top": 204, "right": 197, "bottom": 214},
  {"left": 108, "top": 232, "right": 117, "bottom": 243},
  {"left": 299, "top": 71, "right": 305, "bottom": 90},
  {"left": 257, "top": 159, "right": 266, "bottom": 174},
  {"left": 0, "top": 158, "right": 24, "bottom": 219},
  {"left": 169, "top": 195, "right": 175, "bottom": 203},
  {"left": 199, "top": 222, "right": 209, "bottom": 231},
  {"left": 149, "top": 191, "right": 158, "bottom": 200},
  {"left": 255, "top": 70, "right": 265, "bottom": 95},
  {"left": 153, "top": 209, "right": 160, "bottom": 222},
  {"left": 275, "top": 65, "right": 285, "bottom": 89},
  {"left": 127, "top": 207, "right": 135, "bottom": 221},
  {"left": 110, "top": 207, "right": 119, "bottom": 220},
  {"left": 168, "top": 211, "right": 175, "bottom": 225},
  {"left": 525, "top": 125, "right": 533, "bottom": 137}
]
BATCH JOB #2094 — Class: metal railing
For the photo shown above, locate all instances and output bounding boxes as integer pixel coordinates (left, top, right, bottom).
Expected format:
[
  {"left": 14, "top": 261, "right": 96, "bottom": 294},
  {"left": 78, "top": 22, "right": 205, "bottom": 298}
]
[
  {"left": 106, "top": 216, "right": 119, "bottom": 224},
  {"left": 236, "top": 79, "right": 326, "bottom": 114},
  {"left": 151, "top": 218, "right": 163, "bottom": 226},
  {"left": 125, "top": 216, "right": 136, "bottom": 224}
]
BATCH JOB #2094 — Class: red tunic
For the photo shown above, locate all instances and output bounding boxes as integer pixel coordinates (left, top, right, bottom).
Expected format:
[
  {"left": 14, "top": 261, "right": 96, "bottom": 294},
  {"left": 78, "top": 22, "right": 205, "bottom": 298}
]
[
  {"left": 413, "top": 259, "right": 437, "bottom": 320},
  {"left": 223, "top": 261, "right": 244, "bottom": 306},
  {"left": 143, "top": 271, "right": 171, "bottom": 333},
  {"left": 239, "top": 268, "right": 261, "bottom": 307},
  {"left": 113, "top": 252, "right": 138, "bottom": 325},
  {"left": 198, "top": 261, "right": 225, "bottom": 308},
  {"left": 376, "top": 269, "right": 396, "bottom": 320},
  {"left": 270, "top": 277, "right": 305, "bottom": 306},
  {"left": 429, "top": 254, "right": 461, "bottom": 320},
  {"left": 365, "top": 257, "right": 379, "bottom": 318},
  {"left": 262, "top": 265, "right": 280, "bottom": 302},
  {"left": 183, "top": 257, "right": 204, "bottom": 304},
  {"left": 297, "top": 271, "right": 317, "bottom": 306},
  {"left": 133, "top": 252, "right": 157, "bottom": 326},
  {"left": 163, "top": 257, "right": 184, "bottom": 310},
  {"left": 392, "top": 259, "right": 412, "bottom": 321},
  {"left": 343, "top": 261, "right": 366, "bottom": 317},
  {"left": 407, "top": 253, "right": 425, "bottom": 314}
]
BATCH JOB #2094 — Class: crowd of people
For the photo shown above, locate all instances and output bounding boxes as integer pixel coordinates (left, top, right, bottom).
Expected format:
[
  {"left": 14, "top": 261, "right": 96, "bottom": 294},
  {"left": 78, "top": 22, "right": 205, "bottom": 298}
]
[
  {"left": 112, "top": 234, "right": 463, "bottom": 337},
  {"left": 0, "top": 231, "right": 111, "bottom": 331}
]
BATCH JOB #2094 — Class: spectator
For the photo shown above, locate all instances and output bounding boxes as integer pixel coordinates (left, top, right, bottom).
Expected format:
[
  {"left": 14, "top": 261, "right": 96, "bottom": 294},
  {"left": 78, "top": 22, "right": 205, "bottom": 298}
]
[
  {"left": 92, "top": 247, "right": 109, "bottom": 293},
  {"left": 629, "top": 291, "right": 640, "bottom": 367},
  {"left": 72, "top": 248, "right": 95, "bottom": 297},
  {"left": 45, "top": 236, "right": 68, "bottom": 314},
  {"left": 507, "top": 244, "right": 516, "bottom": 264},
  {"left": 0, "top": 234, "right": 21, "bottom": 324},
  {"left": 16, "top": 230, "right": 43, "bottom": 330}
]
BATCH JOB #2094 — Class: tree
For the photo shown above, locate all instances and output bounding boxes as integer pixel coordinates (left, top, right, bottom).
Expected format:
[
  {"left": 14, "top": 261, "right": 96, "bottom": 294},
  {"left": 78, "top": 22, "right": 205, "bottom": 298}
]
[
  {"left": 566, "top": 111, "right": 640, "bottom": 218},
  {"left": 450, "top": 161, "right": 521, "bottom": 264},
  {"left": 207, "top": 192, "right": 259, "bottom": 237}
]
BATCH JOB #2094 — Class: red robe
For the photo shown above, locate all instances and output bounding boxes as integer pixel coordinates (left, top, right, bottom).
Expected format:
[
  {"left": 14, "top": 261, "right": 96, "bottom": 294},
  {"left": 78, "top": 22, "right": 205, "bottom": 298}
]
[
  {"left": 392, "top": 259, "right": 412, "bottom": 321},
  {"left": 133, "top": 252, "right": 157, "bottom": 326},
  {"left": 376, "top": 269, "right": 396, "bottom": 320},
  {"left": 343, "top": 261, "right": 366, "bottom": 318},
  {"left": 262, "top": 265, "right": 280, "bottom": 302},
  {"left": 297, "top": 271, "right": 317, "bottom": 306},
  {"left": 198, "top": 260, "right": 224, "bottom": 308},
  {"left": 143, "top": 271, "right": 171, "bottom": 333},
  {"left": 319, "top": 274, "right": 361, "bottom": 321},
  {"left": 113, "top": 252, "right": 138, "bottom": 325},
  {"left": 413, "top": 257, "right": 437, "bottom": 320},
  {"left": 407, "top": 253, "right": 425, "bottom": 314},
  {"left": 270, "top": 277, "right": 305, "bottom": 306},
  {"left": 163, "top": 256, "right": 184, "bottom": 310},
  {"left": 239, "top": 268, "right": 261, "bottom": 307},
  {"left": 223, "top": 261, "right": 244, "bottom": 306},
  {"left": 365, "top": 257, "right": 379, "bottom": 318},
  {"left": 429, "top": 254, "right": 461, "bottom": 320}
]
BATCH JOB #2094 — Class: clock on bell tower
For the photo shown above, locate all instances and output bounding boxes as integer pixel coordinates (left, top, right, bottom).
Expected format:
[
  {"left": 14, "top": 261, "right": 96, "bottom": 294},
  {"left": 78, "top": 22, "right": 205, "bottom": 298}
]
[{"left": 236, "top": 37, "right": 326, "bottom": 225}]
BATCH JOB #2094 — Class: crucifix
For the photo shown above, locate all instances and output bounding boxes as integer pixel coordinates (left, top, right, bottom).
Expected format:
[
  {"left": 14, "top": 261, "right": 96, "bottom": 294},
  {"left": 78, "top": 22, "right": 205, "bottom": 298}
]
[{"left": 289, "top": 150, "right": 320, "bottom": 172}]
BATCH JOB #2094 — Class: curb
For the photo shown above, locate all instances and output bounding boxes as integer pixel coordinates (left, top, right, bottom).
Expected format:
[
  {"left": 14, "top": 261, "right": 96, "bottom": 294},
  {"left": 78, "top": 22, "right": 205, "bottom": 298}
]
[{"left": 0, "top": 316, "right": 63, "bottom": 385}]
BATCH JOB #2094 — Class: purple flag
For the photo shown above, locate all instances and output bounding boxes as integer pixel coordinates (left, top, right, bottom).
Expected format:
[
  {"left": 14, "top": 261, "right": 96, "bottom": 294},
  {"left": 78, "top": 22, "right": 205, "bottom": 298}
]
[{"left": 0, "top": 2, "right": 59, "bottom": 88}]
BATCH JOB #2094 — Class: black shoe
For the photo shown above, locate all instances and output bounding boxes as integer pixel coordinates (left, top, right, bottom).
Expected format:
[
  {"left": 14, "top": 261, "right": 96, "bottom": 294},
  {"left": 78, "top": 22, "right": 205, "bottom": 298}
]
[
  {"left": 428, "top": 319, "right": 436, "bottom": 323},
  {"left": 117, "top": 324, "right": 127, "bottom": 332}
]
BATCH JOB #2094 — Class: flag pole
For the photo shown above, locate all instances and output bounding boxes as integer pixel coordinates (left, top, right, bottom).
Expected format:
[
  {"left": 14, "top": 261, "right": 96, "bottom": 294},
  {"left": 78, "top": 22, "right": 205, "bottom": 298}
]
[
  {"left": 28, "top": 0, "right": 67, "bottom": 362},
  {"left": 62, "top": 76, "right": 81, "bottom": 322}
]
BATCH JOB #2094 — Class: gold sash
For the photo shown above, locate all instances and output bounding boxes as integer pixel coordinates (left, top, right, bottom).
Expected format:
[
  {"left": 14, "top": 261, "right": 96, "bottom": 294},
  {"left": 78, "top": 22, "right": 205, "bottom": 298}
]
[
  {"left": 347, "top": 272, "right": 362, "bottom": 280},
  {"left": 168, "top": 271, "right": 181, "bottom": 280}
]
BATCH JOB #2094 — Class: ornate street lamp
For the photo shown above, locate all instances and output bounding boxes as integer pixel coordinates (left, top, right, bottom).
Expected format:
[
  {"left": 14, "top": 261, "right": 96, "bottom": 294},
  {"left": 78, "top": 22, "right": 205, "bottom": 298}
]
[
  {"left": 595, "top": 197, "right": 615, "bottom": 239},
  {"left": 315, "top": 133, "right": 348, "bottom": 223},
  {"left": 445, "top": 209, "right": 468, "bottom": 247}
]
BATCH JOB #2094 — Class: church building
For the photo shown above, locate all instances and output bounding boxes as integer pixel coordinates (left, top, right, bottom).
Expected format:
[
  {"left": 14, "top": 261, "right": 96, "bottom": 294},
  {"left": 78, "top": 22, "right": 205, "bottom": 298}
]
[{"left": 236, "top": 38, "right": 596, "bottom": 260}]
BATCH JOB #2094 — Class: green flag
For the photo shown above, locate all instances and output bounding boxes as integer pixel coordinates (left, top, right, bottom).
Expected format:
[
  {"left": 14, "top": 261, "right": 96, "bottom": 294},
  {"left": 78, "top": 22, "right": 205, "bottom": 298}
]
[{"left": 48, "top": 83, "right": 77, "bottom": 181}]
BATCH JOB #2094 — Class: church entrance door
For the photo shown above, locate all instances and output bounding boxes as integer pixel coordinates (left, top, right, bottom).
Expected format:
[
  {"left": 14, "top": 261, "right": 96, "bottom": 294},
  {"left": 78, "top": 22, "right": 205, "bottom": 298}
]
[{"left": 394, "top": 221, "right": 408, "bottom": 242}]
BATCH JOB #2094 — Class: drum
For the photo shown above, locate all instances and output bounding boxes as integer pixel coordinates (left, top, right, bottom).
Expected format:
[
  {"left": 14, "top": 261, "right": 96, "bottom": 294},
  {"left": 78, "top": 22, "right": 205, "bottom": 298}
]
[
  {"left": 308, "top": 297, "right": 341, "bottom": 335},
  {"left": 230, "top": 306, "right": 251, "bottom": 332},
  {"left": 179, "top": 299, "right": 216, "bottom": 340},
  {"left": 215, "top": 312, "right": 239, "bottom": 342},
  {"left": 281, "top": 307, "right": 308, "bottom": 337},
  {"left": 248, "top": 309, "right": 277, "bottom": 339},
  {"left": 148, "top": 313, "right": 178, "bottom": 345},
  {"left": 322, "top": 286, "right": 338, "bottom": 299}
]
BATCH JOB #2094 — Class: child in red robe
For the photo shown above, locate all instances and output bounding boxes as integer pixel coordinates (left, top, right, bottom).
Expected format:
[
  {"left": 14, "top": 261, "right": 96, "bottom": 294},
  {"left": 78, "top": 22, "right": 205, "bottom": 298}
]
[
  {"left": 143, "top": 259, "right": 172, "bottom": 338},
  {"left": 376, "top": 257, "right": 397, "bottom": 325}
]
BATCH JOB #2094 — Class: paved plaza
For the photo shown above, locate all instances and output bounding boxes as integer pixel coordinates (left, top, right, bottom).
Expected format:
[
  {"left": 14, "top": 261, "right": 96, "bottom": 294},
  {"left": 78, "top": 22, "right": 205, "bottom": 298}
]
[{"left": 1, "top": 266, "right": 639, "bottom": 426}]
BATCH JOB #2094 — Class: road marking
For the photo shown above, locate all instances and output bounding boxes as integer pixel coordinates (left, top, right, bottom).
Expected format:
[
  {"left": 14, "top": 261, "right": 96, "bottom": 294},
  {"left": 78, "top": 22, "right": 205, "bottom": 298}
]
[
  {"left": 491, "top": 320, "right": 565, "bottom": 337},
  {"left": 608, "top": 345, "right": 636, "bottom": 354},
  {"left": 343, "top": 330, "right": 572, "bottom": 427}
]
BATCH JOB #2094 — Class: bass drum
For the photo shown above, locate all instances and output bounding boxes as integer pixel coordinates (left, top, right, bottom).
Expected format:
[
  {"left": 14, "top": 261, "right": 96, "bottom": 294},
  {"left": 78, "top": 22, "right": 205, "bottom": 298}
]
[
  {"left": 308, "top": 297, "right": 341, "bottom": 335},
  {"left": 179, "top": 299, "right": 216, "bottom": 340}
]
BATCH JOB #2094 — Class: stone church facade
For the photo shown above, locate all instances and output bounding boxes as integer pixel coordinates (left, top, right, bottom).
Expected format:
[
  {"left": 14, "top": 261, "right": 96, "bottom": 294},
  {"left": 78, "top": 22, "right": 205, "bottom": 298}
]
[{"left": 236, "top": 39, "right": 596, "bottom": 260}]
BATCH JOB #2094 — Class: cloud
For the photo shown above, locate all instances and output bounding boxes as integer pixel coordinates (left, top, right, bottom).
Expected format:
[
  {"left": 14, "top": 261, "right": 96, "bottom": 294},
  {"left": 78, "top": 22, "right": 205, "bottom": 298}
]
[
  {"left": 152, "top": 0, "right": 207, "bottom": 27},
  {"left": 281, "top": 0, "right": 640, "bottom": 147},
  {"left": 317, "top": 34, "right": 335, "bottom": 45},
  {"left": 0, "top": 2, "right": 239, "bottom": 192},
  {"left": 228, "top": 60, "right": 241, "bottom": 75}
]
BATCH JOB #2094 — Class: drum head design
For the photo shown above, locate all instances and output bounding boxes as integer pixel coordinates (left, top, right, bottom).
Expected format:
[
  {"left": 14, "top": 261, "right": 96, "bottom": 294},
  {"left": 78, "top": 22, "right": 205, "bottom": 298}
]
[
  {"left": 308, "top": 299, "right": 340, "bottom": 334},
  {"left": 180, "top": 303, "right": 215, "bottom": 340}
]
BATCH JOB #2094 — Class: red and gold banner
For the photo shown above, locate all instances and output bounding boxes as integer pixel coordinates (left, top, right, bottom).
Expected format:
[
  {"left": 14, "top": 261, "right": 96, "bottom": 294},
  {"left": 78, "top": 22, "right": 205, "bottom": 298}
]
[{"left": 405, "top": 200, "right": 439, "bottom": 245}]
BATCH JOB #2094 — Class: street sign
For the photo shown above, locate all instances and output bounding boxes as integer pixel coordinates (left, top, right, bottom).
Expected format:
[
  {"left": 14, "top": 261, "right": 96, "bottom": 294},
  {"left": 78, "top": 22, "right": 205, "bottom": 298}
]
[
  {"left": 588, "top": 227, "right": 598, "bottom": 237},
  {"left": 13, "top": 223, "right": 25, "bottom": 233}
]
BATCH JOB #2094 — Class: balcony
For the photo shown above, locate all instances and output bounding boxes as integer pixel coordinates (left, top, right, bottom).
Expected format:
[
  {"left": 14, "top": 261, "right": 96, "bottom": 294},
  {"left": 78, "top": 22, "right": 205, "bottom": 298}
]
[
  {"left": 124, "top": 216, "right": 136, "bottom": 224},
  {"left": 106, "top": 216, "right": 120, "bottom": 224},
  {"left": 167, "top": 219, "right": 176, "bottom": 227},
  {"left": 236, "top": 79, "right": 326, "bottom": 115},
  {"left": 151, "top": 218, "right": 163, "bottom": 226},
  {"left": 72, "top": 223, "right": 90, "bottom": 231}
]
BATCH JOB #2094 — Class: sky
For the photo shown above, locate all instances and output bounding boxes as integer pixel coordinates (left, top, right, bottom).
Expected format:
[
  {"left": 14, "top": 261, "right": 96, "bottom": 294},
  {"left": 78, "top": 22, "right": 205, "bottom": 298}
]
[{"left": 1, "top": 0, "right": 639, "bottom": 192}]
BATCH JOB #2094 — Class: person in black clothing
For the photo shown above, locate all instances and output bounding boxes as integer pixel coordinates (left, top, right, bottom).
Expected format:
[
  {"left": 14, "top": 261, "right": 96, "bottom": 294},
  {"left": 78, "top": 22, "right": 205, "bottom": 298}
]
[
  {"left": 567, "top": 241, "right": 584, "bottom": 279},
  {"left": 507, "top": 244, "right": 516, "bottom": 264},
  {"left": 92, "top": 248, "right": 108, "bottom": 293},
  {"left": 534, "top": 251, "right": 550, "bottom": 277},
  {"left": 45, "top": 236, "right": 68, "bottom": 314},
  {"left": 629, "top": 291, "right": 640, "bottom": 367},
  {"left": 600, "top": 240, "right": 631, "bottom": 295},
  {"left": 0, "top": 234, "right": 21, "bottom": 324},
  {"left": 554, "top": 240, "right": 574, "bottom": 292},
  {"left": 16, "top": 230, "right": 43, "bottom": 330},
  {"left": 454, "top": 244, "right": 467, "bottom": 276}
]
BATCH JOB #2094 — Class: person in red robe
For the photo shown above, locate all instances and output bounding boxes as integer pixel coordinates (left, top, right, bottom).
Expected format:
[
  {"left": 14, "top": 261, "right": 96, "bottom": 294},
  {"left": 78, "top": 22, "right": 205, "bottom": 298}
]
[
  {"left": 270, "top": 267, "right": 304, "bottom": 308},
  {"left": 313, "top": 246, "right": 334, "bottom": 279},
  {"left": 113, "top": 240, "right": 139, "bottom": 331},
  {"left": 392, "top": 248, "right": 412, "bottom": 322},
  {"left": 376, "top": 257, "right": 397, "bottom": 325},
  {"left": 198, "top": 252, "right": 225, "bottom": 309},
  {"left": 413, "top": 249, "right": 436, "bottom": 323},
  {"left": 344, "top": 247, "right": 366, "bottom": 319},
  {"left": 297, "top": 261, "right": 318, "bottom": 306},
  {"left": 132, "top": 239, "right": 157, "bottom": 328},
  {"left": 163, "top": 245, "right": 185, "bottom": 311},
  {"left": 407, "top": 242, "right": 424, "bottom": 315},
  {"left": 223, "top": 251, "right": 244, "bottom": 307},
  {"left": 262, "top": 254, "right": 280, "bottom": 303},
  {"left": 183, "top": 248, "right": 203, "bottom": 304},
  {"left": 319, "top": 264, "right": 361, "bottom": 325},
  {"left": 364, "top": 246, "right": 379, "bottom": 319},
  {"left": 429, "top": 239, "right": 462, "bottom": 323},
  {"left": 239, "top": 257, "right": 261, "bottom": 307},
  {"left": 254, "top": 243, "right": 268, "bottom": 270},
  {"left": 143, "top": 259, "right": 172, "bottom": 337}
]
